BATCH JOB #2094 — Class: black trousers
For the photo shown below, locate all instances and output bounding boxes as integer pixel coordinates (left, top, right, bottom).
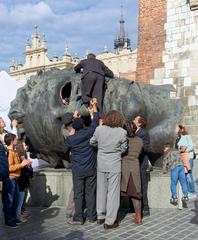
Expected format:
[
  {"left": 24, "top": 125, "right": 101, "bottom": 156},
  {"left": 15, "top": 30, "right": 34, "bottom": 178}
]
[
  {"left": 81, "top": 72, "right": 105, "bottom": 113},
  {"left": 73, "top": 171, "right": 97, "bottom": 222},
  {"left": 140, "top": 156, "right": 149, "bottom": 211}
]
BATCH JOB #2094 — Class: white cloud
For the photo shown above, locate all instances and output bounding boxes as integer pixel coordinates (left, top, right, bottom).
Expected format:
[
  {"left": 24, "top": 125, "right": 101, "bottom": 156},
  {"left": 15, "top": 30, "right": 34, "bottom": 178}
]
[
  {"left": 0, "top": 0, "right": 138, "bottom": 71},
  {"left": 0, "top": 2, "right": 54, "bottom": 25}
]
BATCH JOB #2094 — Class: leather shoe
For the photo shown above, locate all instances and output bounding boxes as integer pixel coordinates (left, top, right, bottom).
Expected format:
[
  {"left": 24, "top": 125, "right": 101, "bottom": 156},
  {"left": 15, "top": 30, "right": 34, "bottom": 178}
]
[
  {"left": 97, "top": 219, "right": 105, "bottom": 224},
  {"left": 104, "top": 222, "right": 119, "bottom": 229}
]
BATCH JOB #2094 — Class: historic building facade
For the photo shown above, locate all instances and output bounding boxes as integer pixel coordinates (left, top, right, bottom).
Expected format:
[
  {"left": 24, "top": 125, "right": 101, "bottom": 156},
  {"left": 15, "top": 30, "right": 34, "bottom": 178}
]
[
  {"left": 9, "top": 6, "right": 136, "bottom": 84},
  {"left": 97, "top": 47, "right": 136, "bottom": 81},
  {"left": 9, "top": 26, "right": 79, "bottom": 85}
]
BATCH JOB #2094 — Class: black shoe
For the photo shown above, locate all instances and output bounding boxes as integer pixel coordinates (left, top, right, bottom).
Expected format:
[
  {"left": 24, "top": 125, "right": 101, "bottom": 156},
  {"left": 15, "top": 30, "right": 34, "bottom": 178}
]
[
  {"left": 182, "top": 196, "right": 189, "bottom": 202},
  {"left": 170, "top": 197, "right": 178, "bottom": 205},
  {"left": 104, "top": 222, "right": 119, "bottom": 229},
  {"left": 142, "top": 210, "right": 150, "bottom": 217},
  {"left": 5, "top": 223, "right": 18, "bottom": 228}
]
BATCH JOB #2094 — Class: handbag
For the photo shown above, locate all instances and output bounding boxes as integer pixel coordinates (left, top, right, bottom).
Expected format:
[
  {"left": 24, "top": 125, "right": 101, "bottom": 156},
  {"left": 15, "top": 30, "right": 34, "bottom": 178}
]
[{"left": 193, "top": 150, "right": 196, "bottom": 160}]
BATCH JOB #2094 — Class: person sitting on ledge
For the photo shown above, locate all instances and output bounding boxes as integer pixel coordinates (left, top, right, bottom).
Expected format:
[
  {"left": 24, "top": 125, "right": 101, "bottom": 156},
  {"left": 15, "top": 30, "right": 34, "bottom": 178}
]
[
  {"left": 64, "top": 98, "right": 99, "bottom": 225},
  {"left": 162, "top": 143, "right": 188, "bottom": 206}
]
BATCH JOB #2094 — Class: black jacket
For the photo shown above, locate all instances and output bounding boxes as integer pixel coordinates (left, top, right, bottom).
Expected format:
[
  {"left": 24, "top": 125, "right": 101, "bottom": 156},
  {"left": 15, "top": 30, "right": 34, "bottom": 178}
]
[
  {"left": 135, "top": 128, "right": 150, "bottom": 153},
  {"left": 0, "top": 144, "right": 9, "bottom": 181},
  {"left": 74, "top": 58, "right": 114, "bottom": 79},
  {"left": 135, "top": 128, "right": 150, "bottom": 166},
  {"left": 18, "top": 166, "right": 33, "bottom": 191},
  {"left": 64, "top": 112, "right": 99, "bottom": 176}
]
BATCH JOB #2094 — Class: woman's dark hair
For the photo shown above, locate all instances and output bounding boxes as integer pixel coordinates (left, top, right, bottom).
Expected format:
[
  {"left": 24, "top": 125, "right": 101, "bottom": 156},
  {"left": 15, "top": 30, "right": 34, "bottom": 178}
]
[
  {"left": 124, "top": 122, "right": 135, "bottom": 138},
  {"left": 104, "top": 110, "right": 125, "bottom": 128},
  {"left": 15, "top": 140, "right": 27, "bottom": 161},
  {"left": 178, "top": 125, "right": 188, "bottom": 136},
  {"left": 4, "top": 133, "right": 16, "bottom": 146}
]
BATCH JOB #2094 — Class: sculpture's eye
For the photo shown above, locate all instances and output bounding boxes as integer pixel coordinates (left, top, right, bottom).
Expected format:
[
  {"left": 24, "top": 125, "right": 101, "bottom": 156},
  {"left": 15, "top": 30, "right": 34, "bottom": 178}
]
[{"left": 60, "top": 82, "right": 71, "bottom": 106}]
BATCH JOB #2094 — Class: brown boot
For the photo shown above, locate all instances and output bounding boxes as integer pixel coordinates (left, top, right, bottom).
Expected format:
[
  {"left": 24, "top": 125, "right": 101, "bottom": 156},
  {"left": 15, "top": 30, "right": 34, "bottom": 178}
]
[{"left": 134, "top": 212, "right": 142, "bottom": 225}]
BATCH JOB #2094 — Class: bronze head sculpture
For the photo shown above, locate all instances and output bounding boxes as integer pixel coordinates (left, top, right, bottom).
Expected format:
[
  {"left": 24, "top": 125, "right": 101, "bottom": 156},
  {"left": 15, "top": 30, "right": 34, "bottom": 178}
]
[{"left": 9, "top": 68, "right": 182, "bottom": 168}]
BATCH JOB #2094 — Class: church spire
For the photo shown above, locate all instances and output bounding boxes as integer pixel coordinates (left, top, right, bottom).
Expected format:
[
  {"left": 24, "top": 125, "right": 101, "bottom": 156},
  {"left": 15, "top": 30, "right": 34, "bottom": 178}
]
[
  {"left": 114, "top": 1, "right": 131, "bottom": 52},
  {"left": 119, "top": 1, "right": 125, "bottom": 39}
]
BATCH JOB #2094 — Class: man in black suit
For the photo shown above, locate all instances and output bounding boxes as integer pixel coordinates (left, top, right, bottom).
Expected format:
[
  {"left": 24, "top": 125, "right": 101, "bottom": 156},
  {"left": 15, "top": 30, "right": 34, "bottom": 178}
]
[
  {"left": 133, "top": 116, "right": 150, "bottom": 217},
  {"left": 74, "top": 53, "right": 114, "bottom": 113}
]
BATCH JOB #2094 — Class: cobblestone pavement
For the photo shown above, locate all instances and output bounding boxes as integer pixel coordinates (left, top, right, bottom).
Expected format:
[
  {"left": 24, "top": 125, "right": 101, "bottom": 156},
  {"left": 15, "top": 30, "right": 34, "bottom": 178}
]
[{"left": 0, "top": 199, "right": 198, "bottom": 240}]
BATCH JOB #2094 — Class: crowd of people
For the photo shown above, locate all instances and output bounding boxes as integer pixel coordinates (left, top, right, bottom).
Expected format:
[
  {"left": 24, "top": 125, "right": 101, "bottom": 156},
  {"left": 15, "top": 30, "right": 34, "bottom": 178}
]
[
  {"left": 0, "top": 53, "right": 197, "bottom": 230},
  {"left": 63, "top": 99, "right": 149, "bottom": 228},
  {"left": 0, "top": 100, "right": 197, "bottom": 229},
  {"left": 62, "top": 99, "right": 197, "bottom": 229}
]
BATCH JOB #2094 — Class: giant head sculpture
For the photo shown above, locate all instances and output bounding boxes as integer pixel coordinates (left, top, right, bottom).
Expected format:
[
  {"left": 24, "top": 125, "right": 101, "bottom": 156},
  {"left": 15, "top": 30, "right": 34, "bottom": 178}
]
[{"left": 9, "top": 68, "right": 182, "bottom": 168}]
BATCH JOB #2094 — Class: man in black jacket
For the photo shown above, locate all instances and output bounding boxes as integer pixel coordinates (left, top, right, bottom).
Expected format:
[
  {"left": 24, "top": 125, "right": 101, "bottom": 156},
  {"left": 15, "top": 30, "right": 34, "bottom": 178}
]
[
  {"left": 133, "top": 116, "right": 150, "bottom": 217},
  {"left": 74, "top": 53, "right": 114, "bottom": 113},
  {"left": 64, "top": 98, "right": 99, "bottom": 224}
]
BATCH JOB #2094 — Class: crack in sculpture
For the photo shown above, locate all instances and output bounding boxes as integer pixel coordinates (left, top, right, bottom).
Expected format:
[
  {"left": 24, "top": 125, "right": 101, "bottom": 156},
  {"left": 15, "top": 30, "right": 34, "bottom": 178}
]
[{"left": 9, "top": 68, "right": 182, "bottom": 168}]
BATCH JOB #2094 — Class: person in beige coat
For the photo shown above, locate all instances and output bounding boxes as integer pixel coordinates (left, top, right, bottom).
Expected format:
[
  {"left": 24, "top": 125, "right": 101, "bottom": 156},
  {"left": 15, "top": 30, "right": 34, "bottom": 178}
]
[
  {"left": 90, "top": 110, "right": 128, "bottom": 229},
  {"left": 121, "top": 122, "right": 143, "bottom": 224}
]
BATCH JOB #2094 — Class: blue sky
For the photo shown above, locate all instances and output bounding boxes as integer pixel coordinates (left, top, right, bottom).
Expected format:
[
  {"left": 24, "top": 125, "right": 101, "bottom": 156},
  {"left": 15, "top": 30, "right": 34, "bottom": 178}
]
[{"left": 0, "top": 0, "right": 138, "bottom": 71}]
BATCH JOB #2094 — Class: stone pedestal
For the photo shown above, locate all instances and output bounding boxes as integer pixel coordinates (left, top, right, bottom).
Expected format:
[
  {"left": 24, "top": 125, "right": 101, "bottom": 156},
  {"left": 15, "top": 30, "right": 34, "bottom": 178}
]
[
  {"left": 148, "top": 169, "right": 182, "bottom": 209},
  {"left": 27, "top": 168, "right": 73, "bottom": 208},
  {"left": 27, "top": 162, "right": 198, "bottom": 208}
]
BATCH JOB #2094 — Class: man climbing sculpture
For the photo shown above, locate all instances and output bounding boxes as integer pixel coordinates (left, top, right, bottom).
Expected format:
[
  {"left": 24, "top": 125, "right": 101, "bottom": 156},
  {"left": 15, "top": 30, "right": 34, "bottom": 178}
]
[{"left": 74, "top": 53, "right": 114, "bottom": 113}]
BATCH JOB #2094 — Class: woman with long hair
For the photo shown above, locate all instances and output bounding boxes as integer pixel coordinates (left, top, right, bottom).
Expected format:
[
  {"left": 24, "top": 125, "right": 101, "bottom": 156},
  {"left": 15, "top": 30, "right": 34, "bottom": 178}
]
[
  {"left": 121, "top": 122, "right": 143, "bottom": 224},
  {"left": 15, "top": 140, "right": 33, "bottom": 222}
]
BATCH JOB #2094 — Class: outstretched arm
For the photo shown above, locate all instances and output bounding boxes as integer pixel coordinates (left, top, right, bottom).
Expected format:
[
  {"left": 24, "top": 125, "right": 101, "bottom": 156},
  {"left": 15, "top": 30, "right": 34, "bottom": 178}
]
[
  {"left": 102, "top": 64, "right": 114, "bottom": 78},
  {"left": 74, "top": 61, "right": 83, "bottom": 73}
]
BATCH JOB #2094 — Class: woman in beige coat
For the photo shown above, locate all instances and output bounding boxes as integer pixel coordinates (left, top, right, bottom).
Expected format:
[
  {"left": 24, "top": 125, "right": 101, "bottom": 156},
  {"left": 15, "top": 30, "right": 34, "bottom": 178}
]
[{"left": 121, "top": 122, "right": 143, "bottom": 224}]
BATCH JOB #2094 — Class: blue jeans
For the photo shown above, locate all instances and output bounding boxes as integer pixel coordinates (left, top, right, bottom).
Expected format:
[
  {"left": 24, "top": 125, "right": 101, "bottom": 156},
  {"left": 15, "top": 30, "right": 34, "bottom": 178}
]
[
  {"left": 16, "top": 191, "right": 25, "bottom": 219},
  {"left": 2, "top": 178, "right": 20, "bottom": 225},
  {"left": 171, "top": 165, "right": 188, "bottom": 198},
  {"left": 187, "top": 159, "right": 196, "bottom": 194}
]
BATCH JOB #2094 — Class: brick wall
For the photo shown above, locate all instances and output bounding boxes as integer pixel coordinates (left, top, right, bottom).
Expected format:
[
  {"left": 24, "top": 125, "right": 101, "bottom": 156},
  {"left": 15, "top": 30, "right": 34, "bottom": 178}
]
[
  {"left": 119, "top": 71, "right": 136, "bottom": 81},
  {"left": 136, "top": 0, "right": 167, "bottom": 84}
]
